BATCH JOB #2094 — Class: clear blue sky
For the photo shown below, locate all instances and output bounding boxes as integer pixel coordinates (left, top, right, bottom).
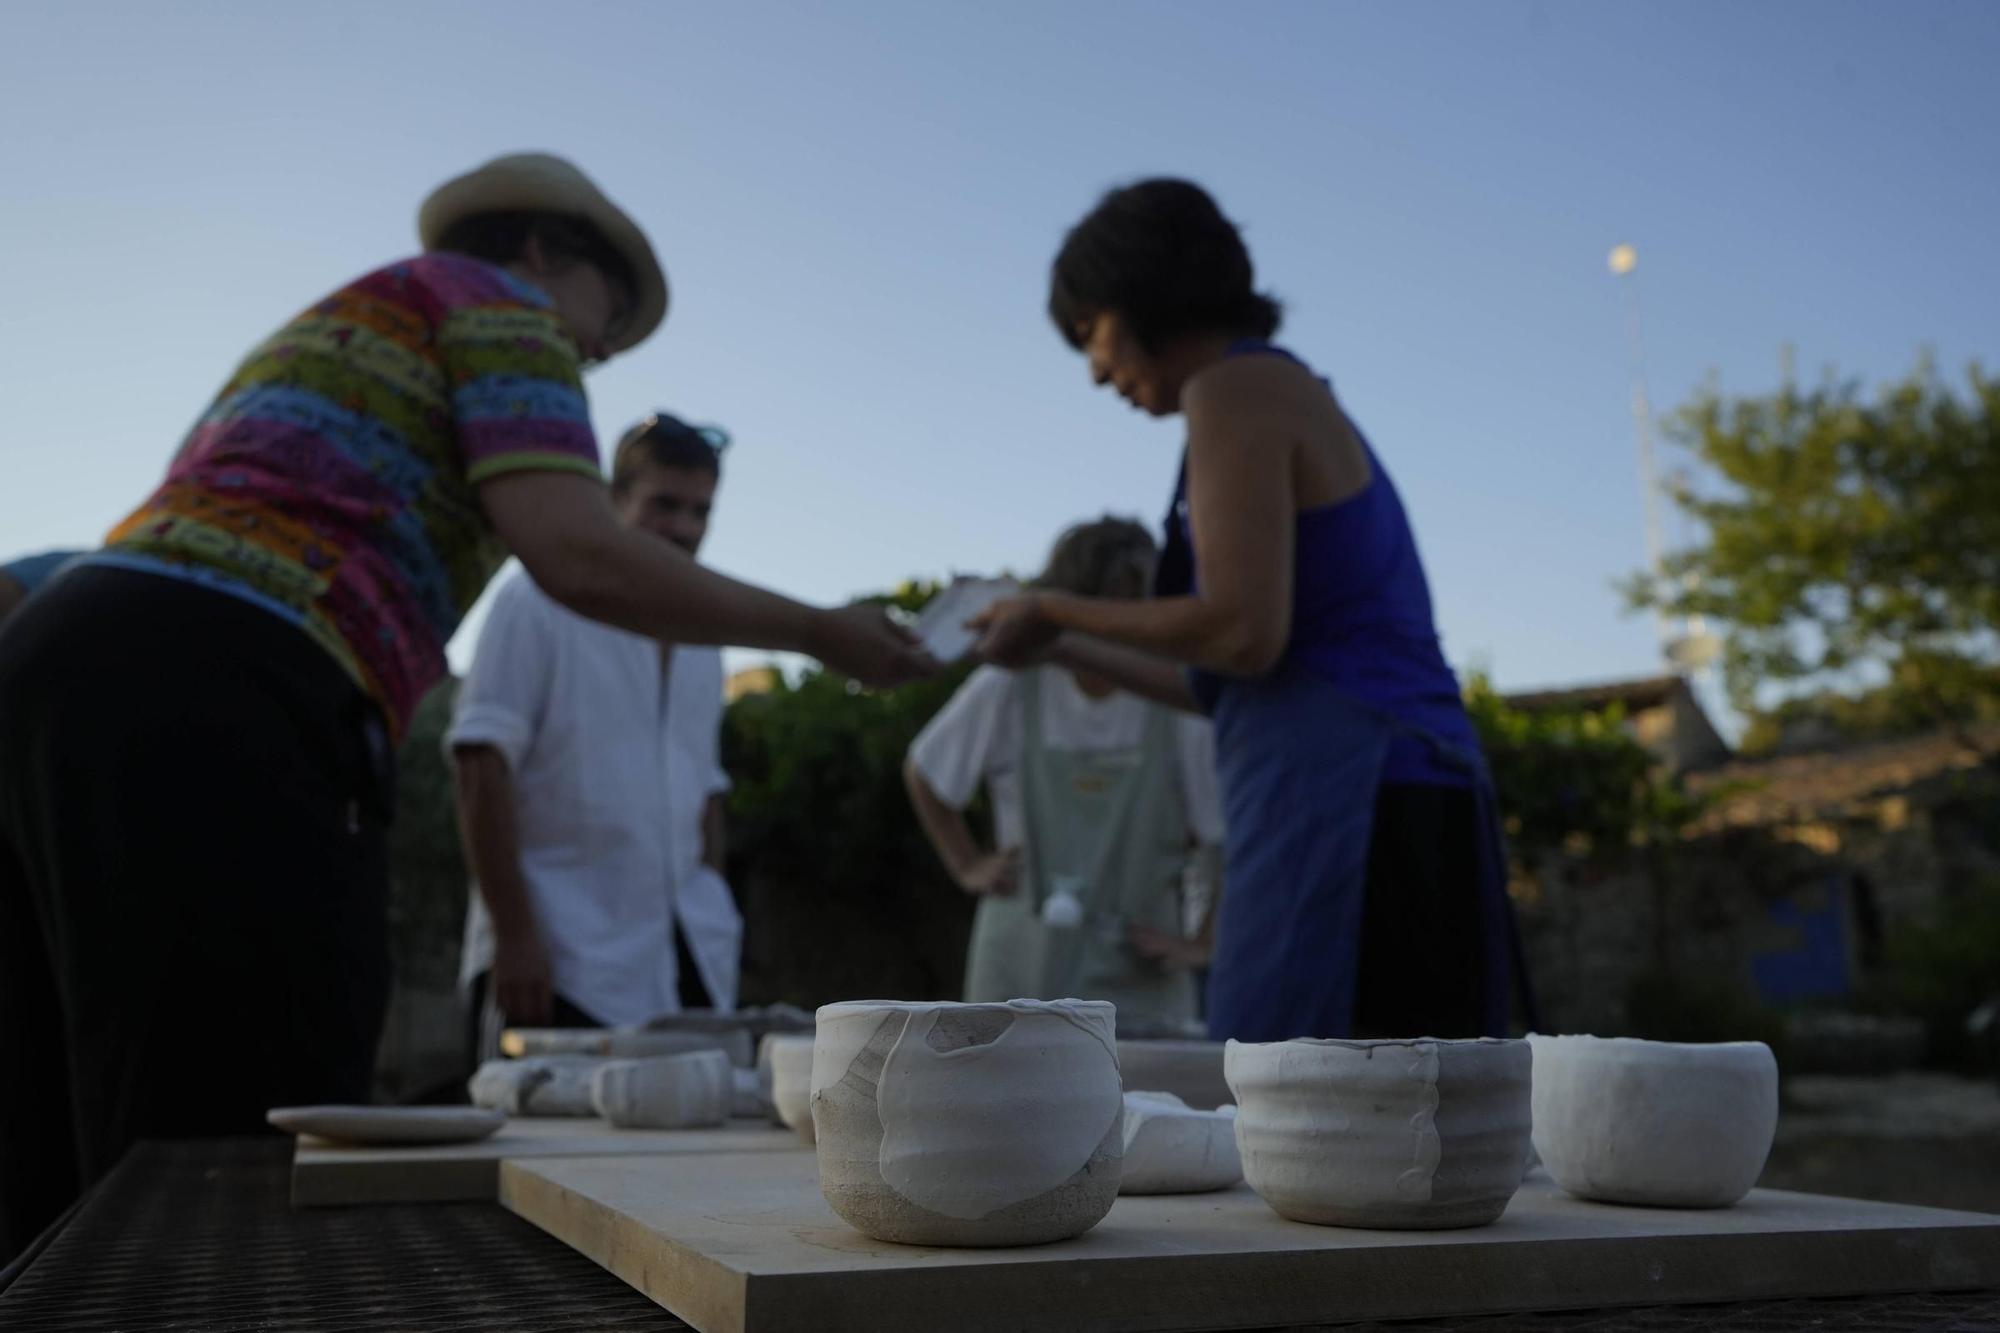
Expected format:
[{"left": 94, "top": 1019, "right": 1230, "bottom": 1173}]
[{"left": 4, "top": 1, "right": 1994, "bottom": 690}]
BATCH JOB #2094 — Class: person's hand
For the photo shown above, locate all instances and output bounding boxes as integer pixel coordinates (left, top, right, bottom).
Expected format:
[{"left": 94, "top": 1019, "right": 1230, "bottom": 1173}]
[
  {"left": 968, "top": 594, "right": 1062, "bottom": 668},
  {"left": 954, "top": 847, "right": 1019, "bottom": 897},
  {"left": 813, "top": 604, "right": 939, "bottom": 687},
  {"left": 1129, "top": 922, "right": 1211, "bottom": 969},
  {"left": 494, "top": 926, "right": 554, "bottom": 1026}
]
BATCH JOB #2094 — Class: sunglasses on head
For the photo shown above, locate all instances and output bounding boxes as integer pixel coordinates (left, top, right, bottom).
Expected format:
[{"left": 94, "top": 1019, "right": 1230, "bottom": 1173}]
[{"left": 634, "top": 413, "right": 731, "bottom": 454}]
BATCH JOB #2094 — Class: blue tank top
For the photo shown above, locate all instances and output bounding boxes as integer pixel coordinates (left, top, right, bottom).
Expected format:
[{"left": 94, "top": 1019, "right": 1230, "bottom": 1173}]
[{"left": 1157, "top": 342, "right": 1478, "bottom": 786}]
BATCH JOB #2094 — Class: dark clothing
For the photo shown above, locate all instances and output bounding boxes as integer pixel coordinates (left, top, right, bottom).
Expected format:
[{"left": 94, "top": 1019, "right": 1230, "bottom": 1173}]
[
  {"left": 1160, "top": 341, "right": 1516, "bottom": 1043},
  {"left": 674, "top": 922, "right": 715, "bottom": 1012},
  {"left": 1351, "top": 783, "right": 1488, "bottom": 1038},
  {"left": 463, "top": 926, "right": 715, "bottom": 1071},
  {"left": 0, "top": 566, "right": 393, "bottom": 1262},
  {"left": 464, "top": 972, "right": 604, "bottom": 1070},
  {"left": 1160, "top": 341, "right": 1479, "bottom": 787},
  {"left": 1200, "top": 660, "right": 1514, "bottom": 1041}
]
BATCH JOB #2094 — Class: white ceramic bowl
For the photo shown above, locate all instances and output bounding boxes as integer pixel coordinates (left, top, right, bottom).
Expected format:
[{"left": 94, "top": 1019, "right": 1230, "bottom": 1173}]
[
  {"left": 811, "top": 998, "right": 1123, "bottom": 1246},
  {"left": 1225, "top": 1036, "right": 1532, "bottom": 1229},
  {"left": 589, "top": 1049, "right": 730, "bottom": 1130},
  {"left": 1529, "top": 1034, "right": 1777, "bottom": 1207},
  {"left": 1119, "top": 1092, "right": 1241, "bottom": 1195},
  {"left": 764, "top": 1034, "right": 817, "bottom": 1142}
]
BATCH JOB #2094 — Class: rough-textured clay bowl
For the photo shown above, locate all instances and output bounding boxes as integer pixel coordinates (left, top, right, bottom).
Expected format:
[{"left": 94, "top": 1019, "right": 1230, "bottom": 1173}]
[
  {"left": 812, "top": 998, "right": 1122, "bottom": 1246},
  {"left": 1226, "top": 1036, "right": 1531, "bottom": 1229}
]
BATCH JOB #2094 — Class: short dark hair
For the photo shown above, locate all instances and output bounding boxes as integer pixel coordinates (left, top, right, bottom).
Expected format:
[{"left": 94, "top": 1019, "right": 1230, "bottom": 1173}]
[
  {"left": 433, "top": 209, "right": 637, "bottom": 306},
  {"left": 1049, "top": 178, "right": 1282, "bottom": 352},
  {"left": 1036, "top": 516, "right": 1158, "bottom": 599},
  {"left": 611, "top": 412, "right": 725, "bottom": 494}
]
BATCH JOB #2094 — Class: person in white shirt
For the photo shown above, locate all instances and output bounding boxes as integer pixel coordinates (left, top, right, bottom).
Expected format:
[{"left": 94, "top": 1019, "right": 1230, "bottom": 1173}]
[
  {"left": 450, "top": 413, "right": 742, "bottom": 1054},
  {"left": 904, "top": 518, "right": 1225, "bottom": 1028}
]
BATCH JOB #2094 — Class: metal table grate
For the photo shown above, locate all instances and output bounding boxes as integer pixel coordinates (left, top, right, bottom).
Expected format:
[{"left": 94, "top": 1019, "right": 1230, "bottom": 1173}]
[
  {"left": 0, "top": 1138, "right": 685, "bottom": 1331},
  {"left": 3, "top": 1137, "right": 1995, "bottom": 1331}
]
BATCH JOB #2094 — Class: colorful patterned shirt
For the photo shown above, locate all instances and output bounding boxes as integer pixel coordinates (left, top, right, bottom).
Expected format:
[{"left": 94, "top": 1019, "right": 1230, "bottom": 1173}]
[{"left": 101, "top": 253, "right": 602, "bottom": 737}]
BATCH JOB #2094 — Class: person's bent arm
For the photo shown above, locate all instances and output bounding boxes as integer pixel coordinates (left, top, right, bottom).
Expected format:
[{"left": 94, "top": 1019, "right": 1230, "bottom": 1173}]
[
  {"left": 903, "top": 759, "right": 1017, "bottom": 897},
  {"left": 975, "top": 356, "right": 1341, "bottom": 679},
  {"left": 1046, "top": 634, "right": 1202, "bottom": 714},
  {"left": 1129, "top": 842, "right": 1224, "bottom": 968},
  {"left": 479, "top": 471, "right": 932, "bottom": 687},
  {"left": 452, "top": 742, "right": 552, "bottom": 1025}
]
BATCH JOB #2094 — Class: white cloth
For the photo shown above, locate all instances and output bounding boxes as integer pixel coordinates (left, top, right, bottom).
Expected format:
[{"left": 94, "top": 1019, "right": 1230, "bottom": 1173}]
[
  {"left": 448, "top": 571, "right": 740, "bottom": 1025},
  {"left": 907, "top": 665, "right": 1225, "bottom": 849}
]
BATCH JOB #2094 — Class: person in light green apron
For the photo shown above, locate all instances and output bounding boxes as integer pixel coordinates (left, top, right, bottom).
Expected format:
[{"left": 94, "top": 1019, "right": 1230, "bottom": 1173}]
[{"left": 904, "top": 518, "right": 1225, "bottom": 1028}]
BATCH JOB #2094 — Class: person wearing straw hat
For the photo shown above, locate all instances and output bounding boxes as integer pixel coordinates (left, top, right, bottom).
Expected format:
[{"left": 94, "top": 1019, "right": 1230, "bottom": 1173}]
[{"left": 0, "top": 152, "right": 932, "bottom": 1260}]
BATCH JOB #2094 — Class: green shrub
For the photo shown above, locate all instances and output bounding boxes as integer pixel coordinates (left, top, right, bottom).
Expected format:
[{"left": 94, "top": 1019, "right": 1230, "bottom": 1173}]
[{"left": 721, "top": 581, "right": 983, "bottom": 1005}]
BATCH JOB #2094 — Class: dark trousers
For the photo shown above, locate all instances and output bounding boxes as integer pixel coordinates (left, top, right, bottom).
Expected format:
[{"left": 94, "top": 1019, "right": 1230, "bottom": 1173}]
[
  {"left": 0, "top": 567, "right": 393, "bottom": 1262},
  {"left": 1350, "top": 782, "right": 1488, "bottom": 1039},
  {"left": 465, "top": 972, "right": 603, "bottom": 1070}
]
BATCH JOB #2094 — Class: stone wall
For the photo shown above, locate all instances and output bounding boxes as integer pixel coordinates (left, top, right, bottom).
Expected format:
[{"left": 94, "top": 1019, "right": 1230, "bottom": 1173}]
[{"left": 1516, "top": 760, "right": 2000, "bottom": 1041}]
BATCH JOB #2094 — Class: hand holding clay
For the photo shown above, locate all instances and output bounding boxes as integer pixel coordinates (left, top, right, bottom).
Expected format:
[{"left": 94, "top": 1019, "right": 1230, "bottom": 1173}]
[
  {"left": 968, "top": 594, "right": 1062, "bottom": 668},
  {"left": 912, "top": 577, "right": 1020, "bottom": 663},
  {"left": 955, "top": 846, "right": 1019, "bottom": 897},
  {"left": 812, "top": 603, "right": 939, "bottom": 688}
]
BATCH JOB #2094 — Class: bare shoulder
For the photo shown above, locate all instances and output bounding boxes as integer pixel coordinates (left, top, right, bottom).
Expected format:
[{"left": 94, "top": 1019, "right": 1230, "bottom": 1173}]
[
  {"left": 1184, "top": 352, "right": 1366, "bottom": 503},
  {"left": 1182, "top": 351, "right": 1326, "bottom": 422}
]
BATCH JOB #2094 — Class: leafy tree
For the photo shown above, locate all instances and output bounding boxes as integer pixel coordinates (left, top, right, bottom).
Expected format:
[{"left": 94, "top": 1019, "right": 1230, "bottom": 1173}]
[
  {"left": 1738, "top": 663, "right": 2000, "bottom": 754},
  {"left": 1624, "top": 357, "right": 1999, "bottom": 754}
]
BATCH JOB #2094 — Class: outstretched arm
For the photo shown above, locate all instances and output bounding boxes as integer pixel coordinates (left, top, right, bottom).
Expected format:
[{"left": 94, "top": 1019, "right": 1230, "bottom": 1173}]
[{"left": 480, "top": 470, "right": 934, "bottom": 687}]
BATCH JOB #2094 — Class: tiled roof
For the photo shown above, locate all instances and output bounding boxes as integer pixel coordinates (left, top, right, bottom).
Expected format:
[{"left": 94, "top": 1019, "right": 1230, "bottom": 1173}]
[
  {"left": 1689, "top": 725, "right": 2000, "bottom": 830},
  {"left": 1505, "top": 674, "right": 1683, "bottom": 713}
]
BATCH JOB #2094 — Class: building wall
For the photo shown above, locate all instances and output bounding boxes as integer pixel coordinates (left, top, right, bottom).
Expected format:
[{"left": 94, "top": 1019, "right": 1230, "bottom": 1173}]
[{"left": 1515, "top": 766, "right": 2000, "bottom": 1039}]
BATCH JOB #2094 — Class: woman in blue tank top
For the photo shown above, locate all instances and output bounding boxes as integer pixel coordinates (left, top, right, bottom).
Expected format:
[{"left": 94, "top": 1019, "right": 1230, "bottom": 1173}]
[{"left": 974, "top": 179, "right": 1522, "bottom": 1042}]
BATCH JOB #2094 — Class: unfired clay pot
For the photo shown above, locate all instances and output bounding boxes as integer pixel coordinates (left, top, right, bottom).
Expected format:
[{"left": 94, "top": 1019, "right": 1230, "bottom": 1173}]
[
  {"left": 811, "top": 998, "right": 1123, "bottom": 1246},
  {"left": 765, "top": 1034, "right": 817, "bottom": 1142},
  {"left": 1529, "top": 1034, "right": 1778, "bottom": 1208},
  {"left": 1226, "top": 1037, "right": 1532, "bottom": 1229},
  {"left": 468, "top": 1055, "right": 605, "bottom": 1116},
  {"left": 1119, "top": 1092, "right": 1241, "bottom": 1195},
  {"left": 589, "top": 1049, "right": 731, "bottom": 1129}
]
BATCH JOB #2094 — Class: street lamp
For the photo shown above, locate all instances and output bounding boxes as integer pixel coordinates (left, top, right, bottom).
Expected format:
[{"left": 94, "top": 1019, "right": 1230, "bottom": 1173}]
[{"left": 1609, "top": 244, "right": 1719, "bottom": 675}]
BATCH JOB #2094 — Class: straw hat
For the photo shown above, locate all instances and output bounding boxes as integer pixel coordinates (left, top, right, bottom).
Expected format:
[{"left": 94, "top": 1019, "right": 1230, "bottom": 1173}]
[{"left": 418, "top": 152, "right": 668, "bottom": 353}]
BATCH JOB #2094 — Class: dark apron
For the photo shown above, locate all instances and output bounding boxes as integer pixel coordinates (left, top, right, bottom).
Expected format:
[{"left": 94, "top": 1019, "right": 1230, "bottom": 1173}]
[{"left": 1203, "top": 660, "right": 1527, "bottom": 1042}]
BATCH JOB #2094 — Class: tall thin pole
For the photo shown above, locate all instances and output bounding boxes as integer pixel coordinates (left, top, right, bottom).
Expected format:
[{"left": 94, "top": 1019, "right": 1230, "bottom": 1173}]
[
  {"left": 1610, "top": 244, "right": 1671, "bottom": 659},
  {"left": 1611, "top": 244, "right": 1721, "bottom": 681}
]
